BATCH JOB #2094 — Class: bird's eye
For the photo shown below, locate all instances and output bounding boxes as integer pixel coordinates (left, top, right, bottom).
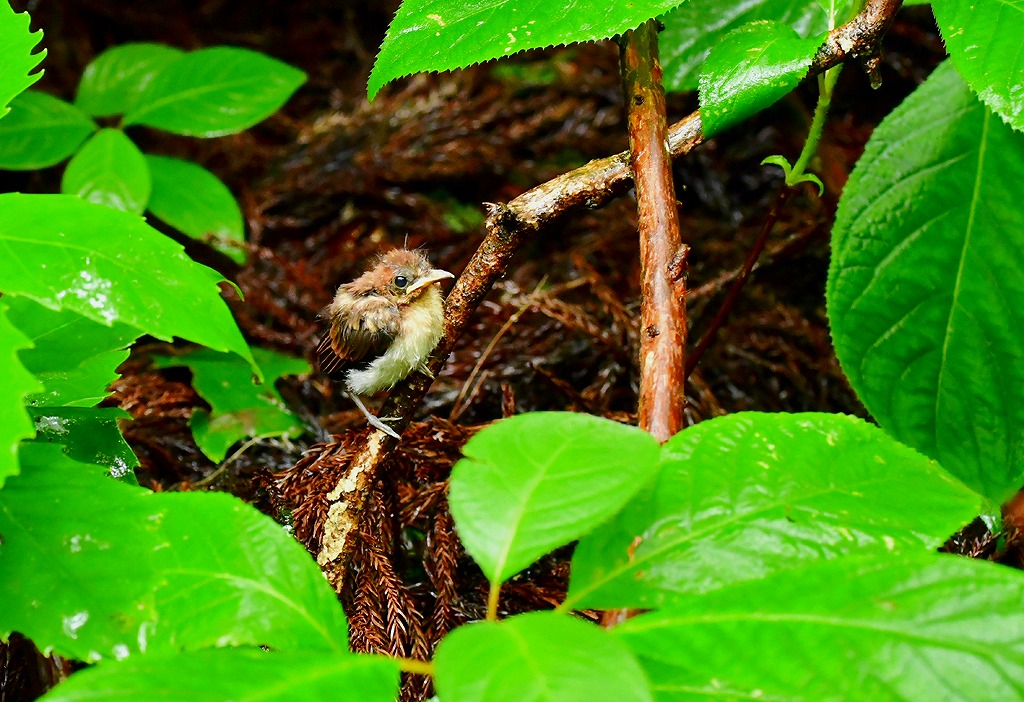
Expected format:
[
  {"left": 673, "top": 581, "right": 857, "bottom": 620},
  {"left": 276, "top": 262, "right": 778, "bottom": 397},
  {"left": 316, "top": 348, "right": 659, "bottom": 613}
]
[{"left": 394, "top": 275, "right": 409, "bottom": 289}]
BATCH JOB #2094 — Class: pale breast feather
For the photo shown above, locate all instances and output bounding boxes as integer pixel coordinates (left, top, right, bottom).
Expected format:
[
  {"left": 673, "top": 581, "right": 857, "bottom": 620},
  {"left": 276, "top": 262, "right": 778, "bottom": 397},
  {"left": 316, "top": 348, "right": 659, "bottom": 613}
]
[{"left": 344, "top": 286, "right": 444, "bottom": 395}]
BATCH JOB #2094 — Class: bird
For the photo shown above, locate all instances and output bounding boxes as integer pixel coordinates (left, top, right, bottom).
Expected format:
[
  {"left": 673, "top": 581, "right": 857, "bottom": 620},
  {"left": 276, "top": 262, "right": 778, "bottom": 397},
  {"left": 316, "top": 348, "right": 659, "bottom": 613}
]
[{"left": 318, "top": 248, "right": 454, "bottom": 439}]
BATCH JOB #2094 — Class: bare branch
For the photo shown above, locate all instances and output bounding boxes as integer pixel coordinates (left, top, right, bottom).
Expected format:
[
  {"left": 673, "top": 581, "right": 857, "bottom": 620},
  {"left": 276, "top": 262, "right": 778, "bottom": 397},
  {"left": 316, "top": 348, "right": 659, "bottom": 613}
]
[{"left": 620, "top": 19, "right": 687, "bottom": 443}]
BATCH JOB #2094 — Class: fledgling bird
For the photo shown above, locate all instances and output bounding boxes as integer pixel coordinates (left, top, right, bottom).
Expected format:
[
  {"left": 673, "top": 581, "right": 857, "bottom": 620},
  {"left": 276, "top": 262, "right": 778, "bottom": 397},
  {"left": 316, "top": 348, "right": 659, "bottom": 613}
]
[{"left": 318, "top": 248, "right": 454, "bottom": 438}]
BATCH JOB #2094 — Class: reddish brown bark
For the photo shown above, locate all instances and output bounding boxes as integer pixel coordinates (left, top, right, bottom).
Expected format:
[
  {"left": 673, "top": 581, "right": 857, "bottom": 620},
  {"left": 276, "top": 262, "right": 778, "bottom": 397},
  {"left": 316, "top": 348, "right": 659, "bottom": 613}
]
[{"left": 620, "top": 20, "right": 687, "bottom": 443}]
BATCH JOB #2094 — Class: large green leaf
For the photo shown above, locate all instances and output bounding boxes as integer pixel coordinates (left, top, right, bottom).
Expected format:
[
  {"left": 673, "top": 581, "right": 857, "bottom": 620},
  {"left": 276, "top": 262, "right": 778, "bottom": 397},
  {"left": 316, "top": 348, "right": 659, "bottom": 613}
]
[
  {"left": 39, "top": 649, "right": 399, "bottom": 702},
  {"left": 0, "top": 443, "right": 348, "bottom": 661},
  {"left": 368, "top": 0, "right": 693, "bottom": 99},
  {"left": 566, "top": 412, "right": 980, "bottom": 610},
  {"left": 0, "top": 1, "right": 44, "bottom": 118},
  {"left": 698, "top": 20, "right": 821, "bottom": 137},
  {"left": 0, "top": 91, "right": 95, "bottom": 169},
  {"left": 29, "top": 407, "right": 138, "bottom": 483},
  {"left": 74, "top": 43, "right": 184, "bottom": 117},
  {"left": 617, "top": 555, "right": 1024, "bottom": 701},
  {"left": 660, "top": 0, "right": 841, "bottom": 93},
  {"left": 435, "top": 612, "right": 653, "bottom": 702},
  {"left": 60, "top": 128, "right": 151, "bottom": 213},
  {"left": 153, "top": 347, "right": 310, "bottom": 462},
  {"left": 933, "top": 0, "right": 1024, "bottom": 132},
  {"left": 123, "top": 47, "right": 306, "bottom": 137},
  {"left": 449, "top": 412, "right": 661, "bottom": 584},
  {"left": 146, "top": 155, "right": 245, "bottom": 263},
  {"left": 0, "top": 303, "right": 40, "bottom": 487},
  {"left": 828, "top": 62, "right": 1024, "bottom": 502},
  {"left": 0, "top": 194, "right": 255, "bottom": 372},
  {"left": 6, "top": 297, "right": 140, "bottom": 408}
]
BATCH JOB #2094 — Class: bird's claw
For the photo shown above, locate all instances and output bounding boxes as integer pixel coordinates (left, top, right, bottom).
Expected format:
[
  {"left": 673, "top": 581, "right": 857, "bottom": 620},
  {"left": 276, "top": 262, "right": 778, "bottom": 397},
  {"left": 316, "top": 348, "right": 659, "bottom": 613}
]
[
  {"left": 367, "top": 414, "right": 401, "bottom": 439},
  {"left": 346, "top": 390, "right": 402, "bottom": 439}
]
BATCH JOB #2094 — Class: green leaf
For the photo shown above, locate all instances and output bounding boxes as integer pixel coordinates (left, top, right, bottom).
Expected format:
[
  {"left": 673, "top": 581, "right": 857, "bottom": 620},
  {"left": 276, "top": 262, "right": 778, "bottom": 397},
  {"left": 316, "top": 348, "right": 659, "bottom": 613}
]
[
  {"left": 60, "top": 128, "right": 151, "bottom": 214},
  {"left": 146, "top": 155, "right": 245, "bottom": 263},
  {"left": 0, "top": 1, "right": 45, "bottom": 117},
  {"left": 29, "top": 407, "right": 138, "bottom": 483},
  {"left": 6, "top": 297, "right": 140, "bottom": 408},
  {"left": 368, "top": 0, "right": 694, "bottom": 100},
  {"left": 566, "top": 412, "right": 980, "bottom": 610},
  {"left": 0, "top": 91, "right": 95, "bottom": 169},
  {"left": 0, "top": 194, "right": 256, "bottom": 373},
  {"left": 0, "top": 444, "right": 348, "bottom": 661},
  {"left": 26, "top": 347, "right": 131, "bottom": 407},
  {"left": 617, "top": 555, "right": 1024, "bottom": 701},
  {"left": 698, "top": 20, "right": 821, "bottom": 137},
  {"left": 435, "top": 612, "right": 653, "bottom": 702},
  {"left": 153, "top": 347, "right": 310, "bottom": 462},
  {"left": 827, "top": 61, "right": 1024, "bottom": 502},
  {"left": 123, "top": 47, "right": 306, "bottom": 137},
  {"left": 449, "top": 412, "right": 661, "bottom": 584},
  {"left": 660, "top": 0, "right": 840, "bottom": 93},
  {"left": 43, "top": 649, "right": 397, "bottom": 702},
  {"left": 38, "top": 649, "right": 399, "bottom": 702},
  {"left": 933, "top": 0, "right": 1024, "bottom": 132},
  {"left": 74, "top": 42, "right": 184, "bottom": 117},
  {"left": 0, "top": 303, "right": 41, "bottom": 487}
]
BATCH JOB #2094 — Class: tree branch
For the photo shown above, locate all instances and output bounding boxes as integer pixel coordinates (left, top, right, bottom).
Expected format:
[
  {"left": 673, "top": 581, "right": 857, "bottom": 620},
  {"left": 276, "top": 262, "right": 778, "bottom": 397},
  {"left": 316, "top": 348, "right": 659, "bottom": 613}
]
[
  {"left": 314, "top": 0, "right": 906, "bottom": 587},
  {"left": 620, "top": 19, "right": 687, "bottom": 443}
]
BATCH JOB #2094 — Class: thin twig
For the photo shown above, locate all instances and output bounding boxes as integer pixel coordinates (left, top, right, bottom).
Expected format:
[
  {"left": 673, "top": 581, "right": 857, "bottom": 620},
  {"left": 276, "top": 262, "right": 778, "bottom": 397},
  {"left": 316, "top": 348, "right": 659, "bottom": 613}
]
[
  {"left": 449, "top": 305, "right": 528, "bottom": 423},
  {"left": 193, "top": 433, "right": 286, "bottom": 488},
  {"left": 685, "top": 187, "right": 792, "bottom": 378},
  {"left": 448, "top": 277, "right": 587, "bottom": 422},
  {"left": 314, "top": 0, "right": 907, "bottom": 587}
]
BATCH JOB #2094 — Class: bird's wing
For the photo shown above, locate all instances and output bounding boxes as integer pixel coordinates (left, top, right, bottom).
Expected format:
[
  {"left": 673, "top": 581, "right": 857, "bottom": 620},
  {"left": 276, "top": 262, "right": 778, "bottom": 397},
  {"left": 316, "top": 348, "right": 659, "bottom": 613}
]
[{"left": 317, "top": 292, "right": 399, "bottom": 377}]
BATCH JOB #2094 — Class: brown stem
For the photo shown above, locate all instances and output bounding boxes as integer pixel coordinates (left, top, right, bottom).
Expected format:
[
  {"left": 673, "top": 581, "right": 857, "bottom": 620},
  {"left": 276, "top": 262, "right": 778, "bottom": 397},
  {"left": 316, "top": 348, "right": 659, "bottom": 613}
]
[
  {"left": 314, "top": 0, "right": 906, "bottom": 587},
  {"left": 685, "top": 187, "right": 792, "bottom": 378},
  {"left": 620, "top": 19, "right": 687, "bottom": 444},
  {"left": 815, "top": 0, "right": 903, "bottom": 69},
  {"left": 598, "top": 21, "right": 687, "bottom": 632}
]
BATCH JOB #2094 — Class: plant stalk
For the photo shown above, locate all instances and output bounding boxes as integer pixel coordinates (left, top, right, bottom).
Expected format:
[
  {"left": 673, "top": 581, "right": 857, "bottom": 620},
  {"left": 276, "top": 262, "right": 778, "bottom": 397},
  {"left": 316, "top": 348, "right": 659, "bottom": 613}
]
[
  {"left": 620, "top": 19, "right": 687, "bottom": 444},
  {"left": 396, "top": 656, "right": 435, "bottom": 677},
  {"left": 486, "top": 581, "right": 501, "bottom": 622},
  {"left": 790, "top": 66, "right": 842, "bottom": 185}
]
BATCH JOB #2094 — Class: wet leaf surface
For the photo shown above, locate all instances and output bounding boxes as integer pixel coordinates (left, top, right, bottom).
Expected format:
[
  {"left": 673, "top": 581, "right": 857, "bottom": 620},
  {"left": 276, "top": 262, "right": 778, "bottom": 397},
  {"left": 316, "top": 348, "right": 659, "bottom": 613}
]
[
  {"left": 829, "top": 62, "right": 1024, "bottom": 502},
  {"left": 0, "top": 444, "right": 349, "bottom": 661}
]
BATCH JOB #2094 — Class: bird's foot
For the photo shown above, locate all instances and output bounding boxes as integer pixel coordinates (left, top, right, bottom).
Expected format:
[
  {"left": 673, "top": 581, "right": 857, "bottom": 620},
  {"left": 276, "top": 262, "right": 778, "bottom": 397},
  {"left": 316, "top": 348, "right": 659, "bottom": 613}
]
[
  {"left": 347, "top": 391, "right": 402, "bottom": 439},
  {"left": 365, "top": 413, "right": 401, "bottom": 440}
]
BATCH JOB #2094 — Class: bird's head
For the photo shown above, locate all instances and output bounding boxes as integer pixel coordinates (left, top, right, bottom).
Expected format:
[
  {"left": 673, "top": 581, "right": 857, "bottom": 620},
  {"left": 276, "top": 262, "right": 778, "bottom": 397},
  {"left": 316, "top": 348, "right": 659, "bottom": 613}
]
[{"left": 351, "top": 248, "right": 454, "bottom": 303}]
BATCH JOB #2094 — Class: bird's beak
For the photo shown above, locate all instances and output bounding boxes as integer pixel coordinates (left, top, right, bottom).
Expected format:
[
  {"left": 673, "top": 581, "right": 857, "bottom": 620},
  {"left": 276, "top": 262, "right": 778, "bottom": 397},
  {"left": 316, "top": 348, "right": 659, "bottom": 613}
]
[{"left": 408, "top": 268, "right": 455, "bottom": 293}]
